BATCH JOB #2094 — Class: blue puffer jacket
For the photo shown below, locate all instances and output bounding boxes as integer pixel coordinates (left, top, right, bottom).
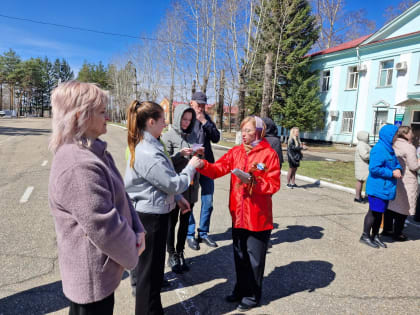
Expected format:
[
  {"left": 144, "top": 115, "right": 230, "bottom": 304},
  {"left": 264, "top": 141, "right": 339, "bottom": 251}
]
[{"left": 366, "top": 125, "right": 402, "bottom": 200}]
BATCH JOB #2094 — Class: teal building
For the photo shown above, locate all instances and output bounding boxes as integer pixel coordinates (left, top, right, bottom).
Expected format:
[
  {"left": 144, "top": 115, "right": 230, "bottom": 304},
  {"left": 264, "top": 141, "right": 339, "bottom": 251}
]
[{"left": 306, "top": 2, "right": 420, "bottom": 145}]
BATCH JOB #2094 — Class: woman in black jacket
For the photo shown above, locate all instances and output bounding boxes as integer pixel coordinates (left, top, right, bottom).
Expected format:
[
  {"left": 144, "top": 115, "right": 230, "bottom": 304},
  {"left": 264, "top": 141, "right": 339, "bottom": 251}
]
[{"left": 287, "top": 127, "right": 304, "bottom": 188}]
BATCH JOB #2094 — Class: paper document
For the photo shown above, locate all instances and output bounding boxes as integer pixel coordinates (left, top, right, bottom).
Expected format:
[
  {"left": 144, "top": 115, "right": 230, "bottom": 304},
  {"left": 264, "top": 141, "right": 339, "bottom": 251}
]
[
  {"left": 191, "top": 143, "right": 204, "bottom": 152},
  {"left": 231, "top": 168, "right": 251, "bottom": 182}
]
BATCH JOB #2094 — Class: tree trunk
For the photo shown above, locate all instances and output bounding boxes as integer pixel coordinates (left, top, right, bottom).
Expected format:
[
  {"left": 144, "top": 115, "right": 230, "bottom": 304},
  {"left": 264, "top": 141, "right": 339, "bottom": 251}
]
[
  {"left": 261, "top": 51, "right": 273, "bottom": 118},
  {"left": 0, "top": 84, "right": 2, "bottom": 111},
  {"left": 192, "top": 80, "right": 196, "bottom": 97},
  {"left": 217, "top": 69, "right": 225, "bottom": 131},
  {"left": 201, "top": 76, "right": 208, "bottom": 94},
  {"left": 236, "top": 67, "right": 246, "bottom": 130},
  {"left": 169, "top": 84, "right": 174, "bottom": 125}
]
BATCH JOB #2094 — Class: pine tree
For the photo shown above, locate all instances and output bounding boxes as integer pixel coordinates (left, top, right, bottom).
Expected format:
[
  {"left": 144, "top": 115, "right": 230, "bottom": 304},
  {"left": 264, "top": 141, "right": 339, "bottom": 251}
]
[{"left": 245, "top": 0, "right": 323, "bottom": 131}]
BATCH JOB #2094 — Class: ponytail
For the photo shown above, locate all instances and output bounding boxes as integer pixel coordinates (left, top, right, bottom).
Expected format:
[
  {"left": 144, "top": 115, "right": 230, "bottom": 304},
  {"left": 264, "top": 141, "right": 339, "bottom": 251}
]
[{"left": 126, "top": 100, "right": 164, "bottom": 168}]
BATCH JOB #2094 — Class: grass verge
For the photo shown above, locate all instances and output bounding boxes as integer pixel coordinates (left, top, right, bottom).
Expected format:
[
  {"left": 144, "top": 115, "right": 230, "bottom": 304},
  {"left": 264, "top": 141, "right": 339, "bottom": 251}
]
[{"left": 282, "top": 160, "right": 355, "bottom": 188}]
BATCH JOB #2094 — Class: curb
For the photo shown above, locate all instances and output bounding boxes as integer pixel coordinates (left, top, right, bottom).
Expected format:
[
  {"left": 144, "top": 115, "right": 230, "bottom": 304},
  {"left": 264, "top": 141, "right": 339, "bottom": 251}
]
[
  {"left": 281, "top": 170, "right": 358, "bottom": 195},
  {"left": 108, "top": 123, "right": 127, "bottom": 130}
]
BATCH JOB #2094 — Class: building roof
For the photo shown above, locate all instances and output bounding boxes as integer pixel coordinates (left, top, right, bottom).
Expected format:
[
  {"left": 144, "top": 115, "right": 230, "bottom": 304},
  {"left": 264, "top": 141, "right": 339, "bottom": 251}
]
[{"left": 309, "top": 34, "right": 371, "bottom": 57}]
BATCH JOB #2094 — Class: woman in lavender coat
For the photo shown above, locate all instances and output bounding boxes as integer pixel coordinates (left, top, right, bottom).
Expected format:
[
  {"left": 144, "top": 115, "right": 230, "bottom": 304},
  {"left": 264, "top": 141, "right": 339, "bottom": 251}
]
[{"left": 48, "top": 81, "right": 145, "bottom": 315}]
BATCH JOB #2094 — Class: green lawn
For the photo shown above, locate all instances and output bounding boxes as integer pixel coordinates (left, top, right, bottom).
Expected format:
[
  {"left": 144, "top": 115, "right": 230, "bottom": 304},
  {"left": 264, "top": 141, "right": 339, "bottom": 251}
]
[{"left": 282, "top": 160, "right": 355, "bottom": 188}]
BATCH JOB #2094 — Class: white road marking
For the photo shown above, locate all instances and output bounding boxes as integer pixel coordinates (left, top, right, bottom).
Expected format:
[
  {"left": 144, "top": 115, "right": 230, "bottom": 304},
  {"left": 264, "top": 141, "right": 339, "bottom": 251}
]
[
  {"left": 174, "top": 281, "right": 200, "bottom": 315},
  {"left": 108, "top": 123, "right": 127, "bottom": 130},
  {"left": 41, "top": 160, "right": 48, "bottom": 166},
  {"left": 20, "top": 186, "right": 34, "bottom": 203},
  {"left": 325, "top": 158, "right": 337, "bottom": 162}
]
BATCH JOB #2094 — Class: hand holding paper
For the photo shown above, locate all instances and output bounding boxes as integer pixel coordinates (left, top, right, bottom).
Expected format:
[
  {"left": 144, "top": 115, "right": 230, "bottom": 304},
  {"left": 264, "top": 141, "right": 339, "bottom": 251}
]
[{"left": 232, "top": 168, "right": 252, "bottom": 184}]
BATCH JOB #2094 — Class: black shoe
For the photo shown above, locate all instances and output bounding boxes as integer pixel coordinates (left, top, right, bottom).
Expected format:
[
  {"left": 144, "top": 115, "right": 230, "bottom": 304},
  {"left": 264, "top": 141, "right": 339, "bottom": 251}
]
[
  {"left": 187, "top": 237, "right": 200, "bottom": 251},
  {"left": 198, "top": 235, "right": 218, "bottom": 248},
  {"left": 359, "top": 233, "right": 379, "bottom": 248},
  {"left": 225, "top": 293, "right": 241, "bottom": 303},
  {"left": 236, "top": 302, "right": 256, "bottom": 312},
  {"left": 354, "top": 198, "right": 363, "bottom": 203},
  {"left": 286, "top": 184, "right": 292, "bottom": 188},
  {"left": 167, "top": 253, "right": 182, "bottom": 273},
  {"left": 373, "top": 235, "right": 387, "bottom": 248},
  {"left": 291, "top": 184, "right": 298, "bottom": 188},
  {"left": 162, "top": 279, "right": 171, "bottom": 288},
  {"left": 178, "top": 251, "right": 189, "bottom": 271},
  {"left": 393, "top": 234, "right": 408, "bottom": 242},
  {"left": 380, "top": 230, "right": 393, "bottom": 237}
]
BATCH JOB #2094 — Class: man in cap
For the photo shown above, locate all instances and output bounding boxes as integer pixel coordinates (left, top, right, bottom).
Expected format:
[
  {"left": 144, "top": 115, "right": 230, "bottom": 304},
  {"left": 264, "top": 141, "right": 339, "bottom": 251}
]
[{"left": 187, "top": 91, "right": 220, "bottom": 250}]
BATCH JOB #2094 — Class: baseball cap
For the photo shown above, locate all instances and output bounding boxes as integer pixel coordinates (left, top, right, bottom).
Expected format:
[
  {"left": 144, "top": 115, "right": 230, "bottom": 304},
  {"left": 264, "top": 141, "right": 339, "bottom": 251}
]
[{"left": 191, "top": 91, "right": 207, "bottom": 105}]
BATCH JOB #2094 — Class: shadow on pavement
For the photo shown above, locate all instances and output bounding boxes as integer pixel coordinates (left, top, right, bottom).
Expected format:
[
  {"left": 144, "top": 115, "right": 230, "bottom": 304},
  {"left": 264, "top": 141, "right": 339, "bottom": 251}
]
[
  {"left": 163, "top": 226, "right": 329, "bottom": 314},
  {"left": 0, "top": 126, "right": 50, "bottom": 136},
  {"left": 164, "top": 260, "right": 335, "bottom": 314},
  {"left": 0, "top": 281, "right": 69, "bottom": 315},
  {"left": 270, "top": 225, "right": 324, "bottom": 245}
]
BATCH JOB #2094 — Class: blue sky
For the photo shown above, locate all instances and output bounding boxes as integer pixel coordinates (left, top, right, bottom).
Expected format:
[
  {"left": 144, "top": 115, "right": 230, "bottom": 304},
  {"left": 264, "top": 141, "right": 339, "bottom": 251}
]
[{"left": 0, "top": 1, "right": 398, "bottom": 75}]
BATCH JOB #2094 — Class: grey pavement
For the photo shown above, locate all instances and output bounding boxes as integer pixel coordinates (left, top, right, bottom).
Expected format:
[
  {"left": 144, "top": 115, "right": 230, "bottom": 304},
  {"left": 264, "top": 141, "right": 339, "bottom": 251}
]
[{"left": 0, "top": 118, "right": 419, "bottom": 315}]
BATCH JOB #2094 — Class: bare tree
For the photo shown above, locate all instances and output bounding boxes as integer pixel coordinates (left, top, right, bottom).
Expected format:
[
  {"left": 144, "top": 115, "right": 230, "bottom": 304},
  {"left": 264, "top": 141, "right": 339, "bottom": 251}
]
[
  {"left": 260, "top": 51, "right": 273, "bottom": 118},
  {"left": 384, "top": 0, "right": 417, "bottom": 23},
  {"left": 311, "top": 0, "right": 375, "bottom": 50}
]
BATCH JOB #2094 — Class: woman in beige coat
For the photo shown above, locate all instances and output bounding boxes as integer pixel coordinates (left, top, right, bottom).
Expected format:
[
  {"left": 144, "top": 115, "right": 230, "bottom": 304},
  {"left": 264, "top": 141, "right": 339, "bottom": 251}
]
[
  {"left": 384, "top": 126, "right": 420, "bottom": 241},
  {"left": 354, "top": 131, "right": 371, "bottom": 202}
]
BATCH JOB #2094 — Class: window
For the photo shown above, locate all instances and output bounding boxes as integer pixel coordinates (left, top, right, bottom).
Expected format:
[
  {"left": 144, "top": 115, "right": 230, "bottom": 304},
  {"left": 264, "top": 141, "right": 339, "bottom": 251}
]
[
  {"left": 378, "top": 60, "right": 394, "bottom": 87},
  {"left": 373, "top": 110, "right": 389, "bottom": 135},
  {"left": 412, "top": 111, "right": 420, "bottom": 124},
  {"left": 417, "top": 62, "right": 420, "bottom": 84},
  {"left": 341, "top": 111, "right": 354, "bottom": 133},
  {"left": 346, "top": 66, "right": 359, "bottom": 89},
  {"left": 321, "top": 70, "right": 330, "bottom": 92}
]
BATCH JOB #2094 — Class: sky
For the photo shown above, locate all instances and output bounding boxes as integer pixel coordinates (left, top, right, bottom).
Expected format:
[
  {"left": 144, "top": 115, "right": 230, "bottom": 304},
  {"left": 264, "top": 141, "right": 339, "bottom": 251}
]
[{"left": 0, "top": 1, "right": 403, "bottom": 76}]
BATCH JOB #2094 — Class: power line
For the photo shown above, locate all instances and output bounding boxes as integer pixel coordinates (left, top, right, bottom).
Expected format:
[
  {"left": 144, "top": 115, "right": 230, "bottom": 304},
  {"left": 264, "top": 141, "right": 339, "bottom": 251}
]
[{"left": 0, "top": 13, "right": 186, "bottom": 45}]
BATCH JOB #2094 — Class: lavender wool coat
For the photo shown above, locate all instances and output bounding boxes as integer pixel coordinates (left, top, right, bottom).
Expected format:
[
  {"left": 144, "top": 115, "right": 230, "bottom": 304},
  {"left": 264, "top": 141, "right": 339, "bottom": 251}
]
[{"left": 48, "top": 139, "right": 144, "bottom": 304}]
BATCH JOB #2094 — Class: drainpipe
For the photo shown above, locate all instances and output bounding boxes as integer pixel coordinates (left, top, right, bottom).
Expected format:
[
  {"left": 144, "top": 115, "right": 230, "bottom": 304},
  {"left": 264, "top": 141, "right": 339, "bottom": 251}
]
[{"left": 350, "top": 46, "right": 362, "bottom": 147}]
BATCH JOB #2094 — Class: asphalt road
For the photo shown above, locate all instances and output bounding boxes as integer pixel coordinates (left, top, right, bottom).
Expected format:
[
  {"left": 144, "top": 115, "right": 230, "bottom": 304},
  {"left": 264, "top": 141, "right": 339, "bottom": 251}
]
[{"left": 0, "top": 118, "right": 419, "bottom": 315}]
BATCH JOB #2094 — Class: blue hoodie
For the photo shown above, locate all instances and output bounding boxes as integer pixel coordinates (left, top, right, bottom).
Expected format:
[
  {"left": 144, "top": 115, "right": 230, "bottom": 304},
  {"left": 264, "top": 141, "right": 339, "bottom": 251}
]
[{"left": 366, "top": 125, "right": 402, "bottom": 200}]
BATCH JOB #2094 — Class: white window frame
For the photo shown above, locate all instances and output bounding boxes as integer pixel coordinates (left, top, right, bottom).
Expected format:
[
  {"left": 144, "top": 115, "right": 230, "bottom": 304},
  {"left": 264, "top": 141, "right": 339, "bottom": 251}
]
[
  {"left": 372, "top": 110, "right": 389, "bottom": 135},
  {"left": 321, "top": 70, "right": 330, "bottom": 92},
  {"left": 411, "top": 110, "right": 420, "bottom": 124},
  {"left": 417, "top": 62, "right": 420, "bottom": 84},
  {"left": 346, "top": 66, "right": 359, "bottom": 90},
  {"left": 341, "top": 111, "right": 354, "bottom": 133},
  {"left": 378, "top": 60, "right": 394, "bottom": 87}
]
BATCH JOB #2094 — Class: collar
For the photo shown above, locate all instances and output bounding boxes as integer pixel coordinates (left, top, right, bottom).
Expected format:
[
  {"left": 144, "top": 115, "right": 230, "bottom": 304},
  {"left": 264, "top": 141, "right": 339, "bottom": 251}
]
[{"left": 89, "top": 138, "right": 107, "bottom": 156}]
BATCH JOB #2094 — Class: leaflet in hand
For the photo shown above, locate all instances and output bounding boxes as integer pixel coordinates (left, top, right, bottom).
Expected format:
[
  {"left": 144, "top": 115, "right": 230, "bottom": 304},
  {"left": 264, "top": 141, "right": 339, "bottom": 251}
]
[
  {"left": 192, "top": 143, "right": 203, "bottom": 152},
  {"left": 231, "top": 168, "right": 251, "bottom": 182}
]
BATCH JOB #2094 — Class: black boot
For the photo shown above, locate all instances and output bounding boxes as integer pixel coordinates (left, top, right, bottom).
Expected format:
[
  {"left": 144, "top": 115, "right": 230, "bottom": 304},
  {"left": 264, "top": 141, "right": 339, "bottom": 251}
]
[
  {"left": 359, "top": 233, "right": 379, "bottom": 248},
  {"left": 178, "top": 251, "right": 189, "bottom": 272},
  {"left": 373, "top": 235, "right": 387, "bottom": 248},
  {"left": 167, "top": 253, "right": 182, "bottom": 274}
]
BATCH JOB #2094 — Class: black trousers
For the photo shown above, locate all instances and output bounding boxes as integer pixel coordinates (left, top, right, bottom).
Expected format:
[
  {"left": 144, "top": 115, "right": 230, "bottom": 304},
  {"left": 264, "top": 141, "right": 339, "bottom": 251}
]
[
  {"left": 167, "top": 204, "right": 193, "bottom": 254},
  {"left": 232, "top": 228, "right": 271, "bottom": 307},
  {"left": 69, "top": 293, "right": 114, "bottom": 315},
  {"left": 135, "top": 212, "right": 169, "bottom": 315},
  {"left": 383, "top": 209, "right": 407, "bottom": 236}
]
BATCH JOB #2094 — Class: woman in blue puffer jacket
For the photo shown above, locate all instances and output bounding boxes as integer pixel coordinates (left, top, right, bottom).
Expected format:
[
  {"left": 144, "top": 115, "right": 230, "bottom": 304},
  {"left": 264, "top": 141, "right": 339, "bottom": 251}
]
[{"left": 361, "top": 124, "right": 402, "bottom": 248}]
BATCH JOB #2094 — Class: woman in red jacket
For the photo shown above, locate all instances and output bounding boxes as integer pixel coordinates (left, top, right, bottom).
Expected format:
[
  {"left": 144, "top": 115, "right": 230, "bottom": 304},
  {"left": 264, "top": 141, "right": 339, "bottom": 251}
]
[{"left": 197, "top": 116, "right": 280, "bottom": 312}]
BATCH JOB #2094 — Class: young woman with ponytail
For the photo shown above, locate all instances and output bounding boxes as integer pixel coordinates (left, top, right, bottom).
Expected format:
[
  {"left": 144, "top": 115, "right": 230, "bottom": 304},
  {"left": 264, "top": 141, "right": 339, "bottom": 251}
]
[{"left": 124, "top": 100, "right": 202, "bottom": 315}]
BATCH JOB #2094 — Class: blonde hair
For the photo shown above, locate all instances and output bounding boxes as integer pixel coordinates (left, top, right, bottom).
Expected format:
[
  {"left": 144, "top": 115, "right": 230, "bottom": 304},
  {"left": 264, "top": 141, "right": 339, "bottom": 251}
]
[
  {"left": 288, "top": 127, "right": 301, "bottom": 146},
  {"left": 126, "top": 100, "right": 164, "bottom": 168},
  {"left": 240, "top": 116, "right": 266, "bottom": 137},
  {"left": 49, "top": 81, "right": 108, "bottom": 153}
]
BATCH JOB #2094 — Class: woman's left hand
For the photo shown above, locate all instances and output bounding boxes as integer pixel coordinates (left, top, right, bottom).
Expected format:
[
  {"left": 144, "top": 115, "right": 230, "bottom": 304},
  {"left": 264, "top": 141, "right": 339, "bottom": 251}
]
[
  {"left": 136, "top": 232, "right": 146, "bottom": 256},
  {"left": 177, "top": 197, "right": 191, "bottom": 214}
]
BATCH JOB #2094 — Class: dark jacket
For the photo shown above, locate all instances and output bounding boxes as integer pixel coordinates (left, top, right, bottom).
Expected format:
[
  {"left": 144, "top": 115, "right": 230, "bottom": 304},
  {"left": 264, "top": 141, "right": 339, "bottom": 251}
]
[
  {"left": 287, "top": 139, "right": 303, "bottom": 167},
  {"left": 162, "top": 104, "right": 200, "bottom": 204},
  {"left": 191, "top": 113, "right": 220, "bottom": 163},
  {"left": 262, "top": 117, "right": 284, "bottom": 166}
]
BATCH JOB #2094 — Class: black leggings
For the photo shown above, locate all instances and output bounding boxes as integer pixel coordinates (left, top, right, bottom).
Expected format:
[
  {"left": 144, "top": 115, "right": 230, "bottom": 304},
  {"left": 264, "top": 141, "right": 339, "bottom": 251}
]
[
  {"left": 167, "top": 204, "right": 193, "bottom": 254},
  {"left": 363, "top": 210, "right": 383, "bottom": 236},
  {"left": 69, "top": 293, "right": 114, "bottom": 315},
  {"left": 383, "top": 209, "right": 407, "bottom": 236}
]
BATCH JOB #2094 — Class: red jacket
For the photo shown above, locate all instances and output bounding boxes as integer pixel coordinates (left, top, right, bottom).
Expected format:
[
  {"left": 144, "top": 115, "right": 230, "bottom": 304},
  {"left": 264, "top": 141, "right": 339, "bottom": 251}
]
[{"left": 198, "top": 139, "right": 280, "bottom": 231}]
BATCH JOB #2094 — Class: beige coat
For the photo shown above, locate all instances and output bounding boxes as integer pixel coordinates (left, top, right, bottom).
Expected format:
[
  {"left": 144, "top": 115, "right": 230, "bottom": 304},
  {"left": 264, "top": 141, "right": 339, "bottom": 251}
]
[
  {"left": 354, "top": 131, "right": 371, "bottom": 181},
  {"left": 388, "top": 138, "right": 420, "bottom": 215}
]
